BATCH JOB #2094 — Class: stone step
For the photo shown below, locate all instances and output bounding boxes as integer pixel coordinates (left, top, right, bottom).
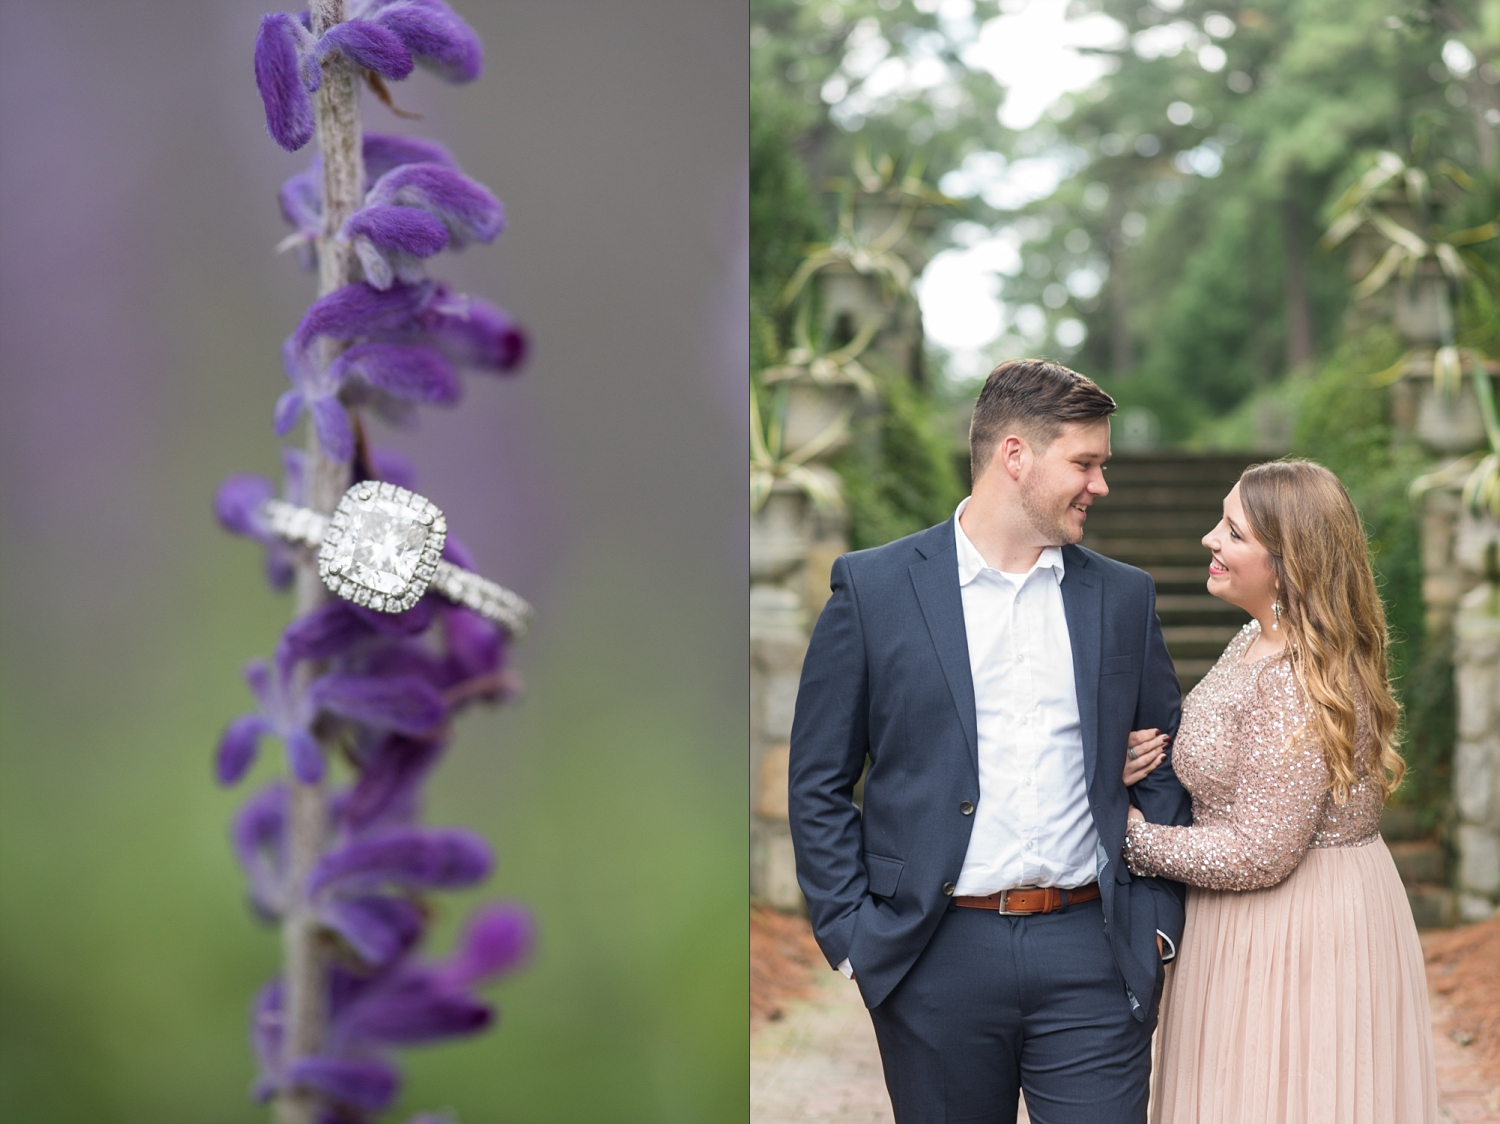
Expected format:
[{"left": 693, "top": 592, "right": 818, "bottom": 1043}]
[
  {"left": 1102, "top": 456, "right": 1257, "bottom": 484},
  {"left": 1083, "top": 510, "right": 1225, "bottom": 536},
  {"left": 1093, "top": 485, "right": 1238, "bottom": 509},
  {"left": 1160, "top": 625, "right": 1244, "bottom": 658},
  {"left": 1175, "top": 659, "right": 1217, "bottom": 693},
  {"left": 1083, "top": 538, "right": 1218, "bottom": 566},
  {"left": 1380, "top": 807, "right": 1433, "bottom": 843},
  {"left": 1154, "top": 595, "right": 1252, "bottom": 627},
  {"left": 1144, "top": 565, "right": 1213, "bottom": 592},
  {"left": 1405, "top": 884, "right": 1458, "bottom": 929},
  {"left": 1388, "top": 840, "right": 1447, "bottom": 884}
]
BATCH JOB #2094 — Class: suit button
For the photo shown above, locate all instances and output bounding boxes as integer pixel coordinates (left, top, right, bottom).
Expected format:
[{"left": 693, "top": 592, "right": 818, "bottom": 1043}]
[
  {"left": 942, "top": 881, "right": 957, "bottom": 896},
  {"left": 959, "top": 800, "right": 974, "bottom": 815}
]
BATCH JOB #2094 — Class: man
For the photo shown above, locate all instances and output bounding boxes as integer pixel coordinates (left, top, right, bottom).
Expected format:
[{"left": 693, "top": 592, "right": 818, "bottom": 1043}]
[{"left": 788, "top": 359, "right": 1191, "bottom": 1123}]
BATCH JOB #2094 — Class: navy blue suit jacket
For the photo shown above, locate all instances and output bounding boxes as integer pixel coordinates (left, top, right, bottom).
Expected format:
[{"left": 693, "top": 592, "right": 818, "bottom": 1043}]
[{"left": 788, "top": 519, "right": 1192, "bottom": 1016}]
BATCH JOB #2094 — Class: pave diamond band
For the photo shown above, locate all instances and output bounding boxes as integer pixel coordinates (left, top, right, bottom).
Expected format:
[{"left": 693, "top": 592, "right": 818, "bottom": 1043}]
[{"left": 262, "top": 483, "right": 533, "bottom": 638}]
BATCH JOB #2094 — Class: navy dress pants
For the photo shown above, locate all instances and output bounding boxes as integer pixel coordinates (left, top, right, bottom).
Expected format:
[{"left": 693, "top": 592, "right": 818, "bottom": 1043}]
[{"left": 867, "top": 898, "right": 1158, "bottom": 1124}]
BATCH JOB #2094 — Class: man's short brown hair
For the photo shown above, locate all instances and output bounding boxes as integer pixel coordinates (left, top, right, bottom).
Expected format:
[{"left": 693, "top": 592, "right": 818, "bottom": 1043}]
[{"left": 969, "top": 358, "right": 1116, "bottom": 480}]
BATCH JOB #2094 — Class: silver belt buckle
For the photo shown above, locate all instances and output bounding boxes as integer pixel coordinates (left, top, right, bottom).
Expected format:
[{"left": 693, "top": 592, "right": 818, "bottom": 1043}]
[{"left": 996, "top": 885, "right": 1039, "bottom": 915}]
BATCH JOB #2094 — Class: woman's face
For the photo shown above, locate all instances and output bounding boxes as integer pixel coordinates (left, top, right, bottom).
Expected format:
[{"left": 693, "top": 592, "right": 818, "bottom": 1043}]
[{"left": 1202, "top": 483, "right": 1278, "bottom": 616}]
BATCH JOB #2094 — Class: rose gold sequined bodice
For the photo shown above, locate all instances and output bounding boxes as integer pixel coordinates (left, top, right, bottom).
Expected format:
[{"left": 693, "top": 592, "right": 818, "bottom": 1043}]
[{"left": 1124, "top": 621, "right": 1383, "bottom": 891}]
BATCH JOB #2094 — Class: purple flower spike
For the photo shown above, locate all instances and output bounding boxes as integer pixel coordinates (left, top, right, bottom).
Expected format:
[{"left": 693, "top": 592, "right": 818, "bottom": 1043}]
[
  {"left": 335, "top": 343, "right": 461, "bottom": 404},
  {"left": 340, "top": 734, "right": 447, "bottom": 833},
  {"left": 337, "top": 973, "right": 493, "bottom": 1046},
  {"left": 254, "top": 12, "right": 318, "bottom": 151},
  {"left": 275, "top": 339, "right": 356, "bottom": 462},
  {"left": 365, "top": 133, "right": 457, "bottom": 179},
  {"left": 233, "top": 784, "right": 289, "bottom": 918},
  {"left": 277, "top": 601, "right": 379, "bottom": 668},
  {"left": 365, "top": 0, "right": 484, "bottom": 83},
  {"left": 366, "top": 163, "right": 504, "bottom": 247},
  {"left": 423, "top": 286, "right": 528, "bottom": 373},
  {"left": 286, "top": 1055, "right": 400, "bottom": 1112},
  {"left": 322, "top": 894, "right": 426, "bottom": 966},
  {"left": 215, "top": 473, "right": 275, "bottom": 538},
  {"left": 436, "top": 904, "right": 534, "bottom": 988},
  {"left": 286, "top": 727, "right": 326, "bottom": 784},
  {"left": 310, "top": 672, "right": 447, "bottom": 733},
  {"left": 293, "top": 282, "right": 432, "bottom": 353},
  {"left": 317, "top": 19, "right": 414, "bottom": 80},
  {"left": 369, "top": 445, "right": 419, "bottom": 490},
  {"left": 218, "top": 713, "right": 272, "bottom": 786},
  {"left": 309, "top": 826, "right": 493, "bottom": 896},
  {"left": 343, "top": 206, "right": 451, "bottom": 289}
]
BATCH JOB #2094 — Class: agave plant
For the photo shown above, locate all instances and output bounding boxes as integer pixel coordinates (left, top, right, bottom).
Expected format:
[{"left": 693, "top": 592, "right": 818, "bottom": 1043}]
[
  {"left": 778, "top": 191, "right": 917, "bottom": 308},
  {"left": 759, "top": 303, "right": 881, "bottom": 400},
  {"left": 749, "top": 382, "right": 848, "bottom": 514}
]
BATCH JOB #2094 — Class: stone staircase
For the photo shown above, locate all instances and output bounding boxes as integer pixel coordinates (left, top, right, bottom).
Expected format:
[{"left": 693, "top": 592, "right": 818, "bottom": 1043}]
[
  {"left": 1083, "top": 452, "right": 1455, "bottom": 927},
  {"left": 1081, "top": 452, "right": 1253, "bottom": 694}
]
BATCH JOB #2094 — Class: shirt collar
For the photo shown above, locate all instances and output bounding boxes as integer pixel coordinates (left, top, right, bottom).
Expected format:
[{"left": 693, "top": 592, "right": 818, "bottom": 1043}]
[{"left": 953, "top": 497, "right": 1066, "bottom": 588}]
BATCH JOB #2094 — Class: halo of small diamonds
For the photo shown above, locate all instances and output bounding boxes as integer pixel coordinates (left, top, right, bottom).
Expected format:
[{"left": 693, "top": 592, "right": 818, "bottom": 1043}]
[{"left": 316, "top": 482, "right": 448, "bottom": 613}]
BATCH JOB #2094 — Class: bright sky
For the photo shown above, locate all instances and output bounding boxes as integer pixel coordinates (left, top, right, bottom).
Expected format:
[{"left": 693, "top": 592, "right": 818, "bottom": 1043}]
[{"left": 890, "top": 0, "right": 1230, "bottom": 380}]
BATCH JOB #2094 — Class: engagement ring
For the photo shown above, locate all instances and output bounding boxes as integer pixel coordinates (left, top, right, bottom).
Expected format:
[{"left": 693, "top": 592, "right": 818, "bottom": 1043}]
[{"left": 263, "top": 481, "right": 533, "bottom": 638}]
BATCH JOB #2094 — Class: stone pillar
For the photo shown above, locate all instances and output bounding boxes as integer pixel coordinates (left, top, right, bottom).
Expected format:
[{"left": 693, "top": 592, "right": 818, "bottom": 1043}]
[{"left": 1453, "top": 513, "right": 1500, "bottom": 921}]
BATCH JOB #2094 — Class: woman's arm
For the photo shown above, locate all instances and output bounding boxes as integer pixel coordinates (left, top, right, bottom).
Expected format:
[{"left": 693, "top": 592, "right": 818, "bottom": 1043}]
[{"left": 1124, "top": 659, "right": 1328, "bottom": 891}]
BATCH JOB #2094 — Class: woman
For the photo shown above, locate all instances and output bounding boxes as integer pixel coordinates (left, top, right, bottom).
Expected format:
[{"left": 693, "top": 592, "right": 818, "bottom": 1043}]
[{"left": 1120, "top": 460, "right": 1436, "bottom": 1123}]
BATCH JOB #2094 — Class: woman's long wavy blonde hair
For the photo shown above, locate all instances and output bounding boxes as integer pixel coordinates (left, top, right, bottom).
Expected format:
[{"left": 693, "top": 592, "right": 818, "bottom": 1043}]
[{"left": 1238, "top": 460, "right": 1404, "bottom": 802}]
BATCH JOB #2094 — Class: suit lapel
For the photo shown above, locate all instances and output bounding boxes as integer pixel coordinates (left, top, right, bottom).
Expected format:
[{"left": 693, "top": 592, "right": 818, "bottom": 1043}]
[
  {"left": 909, "top": 525, "right": 979, "bottom": 779},
  {"left": 1060, "top": 544, "right": 1102, "bottom": 794}
]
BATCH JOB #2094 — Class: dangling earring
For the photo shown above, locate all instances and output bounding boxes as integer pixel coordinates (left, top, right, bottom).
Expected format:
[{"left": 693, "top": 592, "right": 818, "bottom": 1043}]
[{"left": 1272, "top": 599, "right": 1282, "bottom": 631}]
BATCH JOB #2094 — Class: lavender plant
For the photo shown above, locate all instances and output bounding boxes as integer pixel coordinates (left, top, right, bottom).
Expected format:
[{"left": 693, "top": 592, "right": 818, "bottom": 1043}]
[{"left": 213, "top": 3, "right": 531, "bottom": 1120}]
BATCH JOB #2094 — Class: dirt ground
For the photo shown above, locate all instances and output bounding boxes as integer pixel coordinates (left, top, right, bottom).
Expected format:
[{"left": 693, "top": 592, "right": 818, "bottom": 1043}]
[
  {"left": 1424, "top": 915, "right": 1500, "bottom": 1083},
  {"left": 751, "top": 902, "right": 827, "bottom": 1030}
]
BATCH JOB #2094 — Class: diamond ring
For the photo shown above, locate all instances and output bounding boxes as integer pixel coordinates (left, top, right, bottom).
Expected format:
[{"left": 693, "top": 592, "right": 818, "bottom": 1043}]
[{"left": 262, "top": 481, "right": 533, "bottom": 638}]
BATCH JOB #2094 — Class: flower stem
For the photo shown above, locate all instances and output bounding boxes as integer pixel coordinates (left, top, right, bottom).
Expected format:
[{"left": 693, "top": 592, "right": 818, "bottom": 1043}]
[{"left": 276, "top": 2, "right": 364, "bottom": 1121}]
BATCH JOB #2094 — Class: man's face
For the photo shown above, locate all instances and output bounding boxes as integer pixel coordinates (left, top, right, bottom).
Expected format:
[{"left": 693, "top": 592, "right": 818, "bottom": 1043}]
[{"left": 1018, "top": 418, "right": 1111, "bottom": 545}]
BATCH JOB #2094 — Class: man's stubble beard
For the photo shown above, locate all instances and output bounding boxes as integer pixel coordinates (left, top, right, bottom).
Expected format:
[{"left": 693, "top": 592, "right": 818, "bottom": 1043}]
[{"left": 1019, "top": 467, "right": 1083, "bottom": 547}]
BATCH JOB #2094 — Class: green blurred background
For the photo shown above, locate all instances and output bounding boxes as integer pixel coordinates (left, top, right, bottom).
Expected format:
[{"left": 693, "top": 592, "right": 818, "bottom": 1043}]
[{"left": 0, "top": 1, "right": 747, "bottom": 1120}]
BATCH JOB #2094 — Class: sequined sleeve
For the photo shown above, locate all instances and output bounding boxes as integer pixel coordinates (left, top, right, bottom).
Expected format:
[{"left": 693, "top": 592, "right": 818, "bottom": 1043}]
[{"left": 1123, "top": 658, "right": 1329, "bottom": 891}]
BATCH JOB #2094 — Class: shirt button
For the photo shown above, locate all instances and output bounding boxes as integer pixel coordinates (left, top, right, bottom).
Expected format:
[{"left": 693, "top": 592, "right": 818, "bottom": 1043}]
[
  {"left": 1025, "top": 840, "right": 1035, "bottom": 850},
  {"left": 942, "top": 881, "right": 957, "bottom": 896},
  {"left": 1016, "top": 655, "right": 1025, "bottom": 663},
  {"left": 959, "top": 800, "right": 974, "bottom": 815},
  {"left": 1024, "top": 777, "right": 1033, "bottom": 787}
]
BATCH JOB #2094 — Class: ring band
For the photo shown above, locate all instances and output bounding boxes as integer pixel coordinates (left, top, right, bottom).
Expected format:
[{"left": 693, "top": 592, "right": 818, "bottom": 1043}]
[
  {"left": 262, "top": 482, "right": 533, "bottom": 639},
  {"left": 1126, "top": 747, "right": 1139, "bottom": 761}
]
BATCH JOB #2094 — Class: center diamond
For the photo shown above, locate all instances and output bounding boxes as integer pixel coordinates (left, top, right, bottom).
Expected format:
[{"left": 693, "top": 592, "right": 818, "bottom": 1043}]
[{"left": 329, "top": 497, "right": 429, "bottom": 594}]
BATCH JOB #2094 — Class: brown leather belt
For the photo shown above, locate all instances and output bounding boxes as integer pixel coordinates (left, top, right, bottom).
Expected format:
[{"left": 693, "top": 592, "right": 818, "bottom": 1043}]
[{"left": 955, "top": 883, "right": 1100, "bottom": 915}]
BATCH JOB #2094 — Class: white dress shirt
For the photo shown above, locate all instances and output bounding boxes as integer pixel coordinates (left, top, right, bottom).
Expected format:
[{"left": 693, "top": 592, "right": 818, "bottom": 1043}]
[{"left": 952, "top": 497, "right": 1099, "bottom": 894}]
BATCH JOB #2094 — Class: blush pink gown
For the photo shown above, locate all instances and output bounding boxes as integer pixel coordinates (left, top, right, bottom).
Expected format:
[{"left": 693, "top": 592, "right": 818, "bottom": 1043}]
[{"left": 1125, "top": 622, "right": 1437, "bottom": 1124}]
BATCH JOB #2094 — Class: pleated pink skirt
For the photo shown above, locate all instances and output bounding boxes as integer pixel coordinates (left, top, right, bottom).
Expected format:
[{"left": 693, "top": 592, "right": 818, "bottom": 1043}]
[{"left": 1150, "top": 836, "right": 1438, "bottom": 1124}]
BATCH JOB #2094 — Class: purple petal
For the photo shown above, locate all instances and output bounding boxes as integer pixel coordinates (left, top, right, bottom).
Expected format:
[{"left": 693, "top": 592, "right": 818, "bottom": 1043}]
[
  {"left": 293, "top": 282, "right": 431, "bottom": 352},
  {"left": 423, "top": 288, "right": 527, "bottom": 373},
  {"left": 287, "top": 727, "right": 326, "bottom": 784},
  {"left": 273, "top": 389, "right": 305, "bottom": 437},
  {"left": 364, "top": 133, "right": 457, "bottom": 181},
  {"left": 374, "top": 1, "right": 484, "bottom": 82},
  {"left": 435, "top": 903, "right": 534, "bottom": 988},
  {"left": 349, "top": 596, "right": 436, "bottom": 636},
  {"left": 335, "top": 342, "right": 460, "bottom": 404},
  {"left": 366, "top": 163, "right": 503, "bottom": 245},
  {"left": 278, "top": 601, "right": 377, "bottom": 666},
  {"left": 214, "top": 474, "right": 275, "bottom": 539},
  {"left": 317, "top": 19, "right": 414, "bottom": 80},
  {"left": 369, "top": 445, "right": 418, "bottom": 490},
  {"left": 217, "top": 713, "right": 270, "bottom": 786},
  {"left": 442, "top": 606, "right": 503, "bottom": 680},
  {"left": 340, "top": 734, "right": 447, "bottom": 833},
  {"left": 278, "top": 165, "right": 322, "bottom": 235},
  {"left": 309, "top": 395, "right": 354, "bottom": 462},
  {"left": 344, "top": 204, "right": 450, "bottom": 256},
  {"left": 233, "top": 784, "right": 289, "bottom": 917},
  {"left": 309, "top": 826, "right": 493, "bottom": 895},
  {"left": 322, "top": 894, "right": 425, "bottom": 966},
  {"left": 287, "top": 1055, "right": 399, "bottom": 1112},
  {"left": 254, "top": 13, "right": 316, "bottom": 151},
  {"left": 441, "top": 534, "right": 477, "bottom": 571},
  {"left": 310, "top": 672, "right": 447, "bottom": 733},
  {"left": 243, "top": 658, "right": 275, "bottom": 712},
  {"left": 337, "top": 973, "right": 493, "bottom": 1046}
]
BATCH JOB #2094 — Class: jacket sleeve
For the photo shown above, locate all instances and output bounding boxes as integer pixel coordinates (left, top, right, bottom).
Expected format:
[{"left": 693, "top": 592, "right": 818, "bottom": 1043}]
[
  {"left": 787, "top": 554, "right": 871, "bottom": 969},
  {"left": 1129, "top": 578, "right": 1192, "bottom": 930}
]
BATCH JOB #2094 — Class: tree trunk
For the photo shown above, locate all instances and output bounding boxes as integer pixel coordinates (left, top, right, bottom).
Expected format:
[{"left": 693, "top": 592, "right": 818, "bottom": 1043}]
[{"left": 1282, "top": 193, "right": 1315, "bottom": 373}]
